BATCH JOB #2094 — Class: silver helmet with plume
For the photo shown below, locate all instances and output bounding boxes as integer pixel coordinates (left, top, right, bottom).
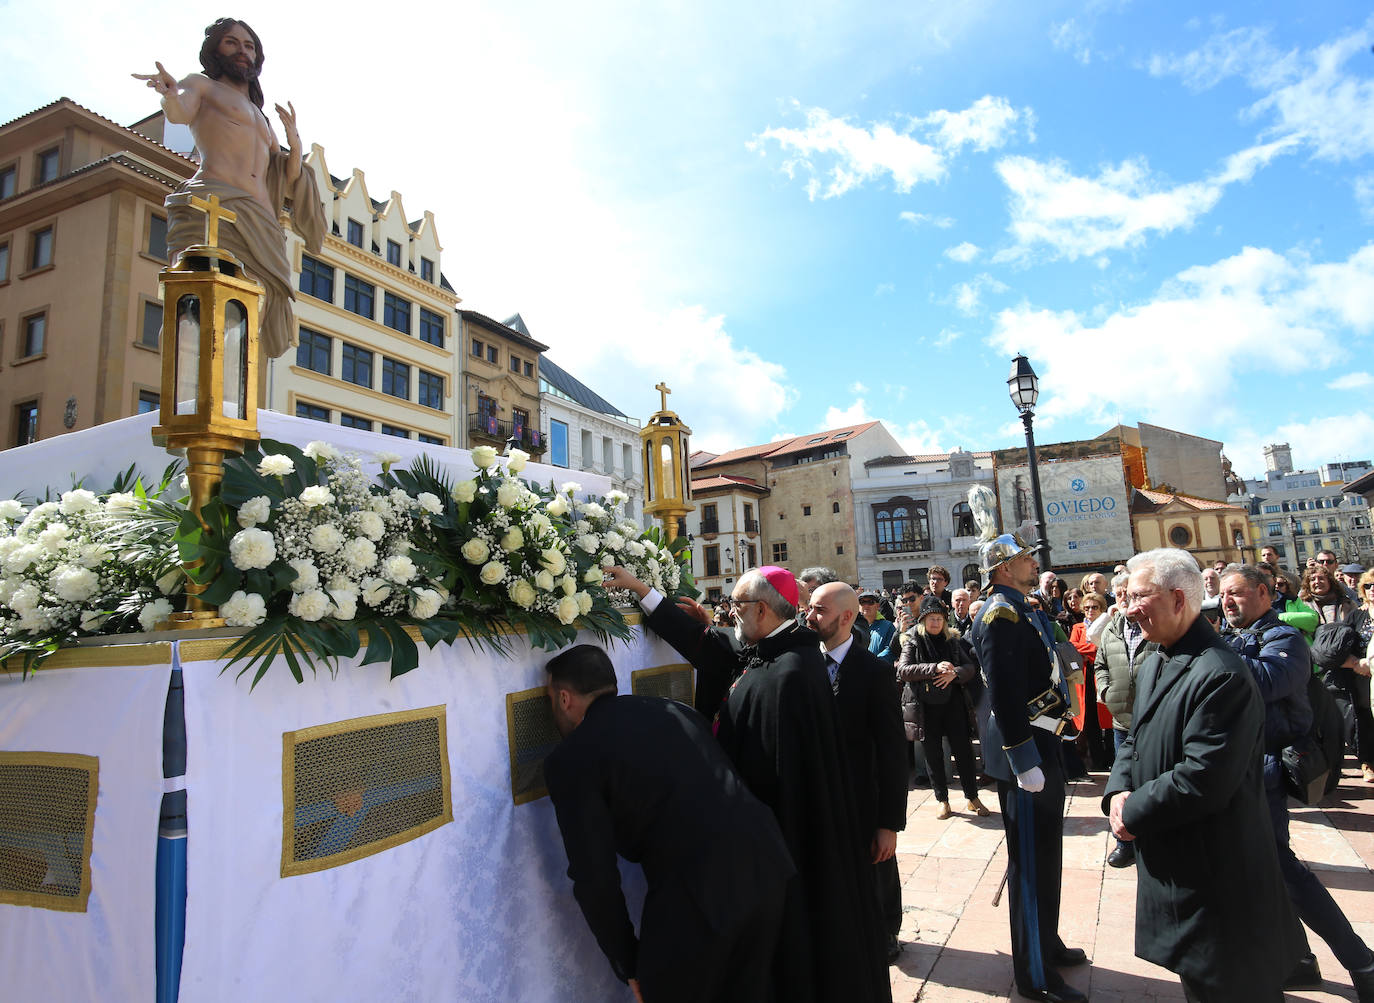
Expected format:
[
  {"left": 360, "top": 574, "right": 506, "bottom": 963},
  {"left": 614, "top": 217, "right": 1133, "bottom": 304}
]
[{"left": 968, "top": 484, "right": 1042, "bottom": 587}]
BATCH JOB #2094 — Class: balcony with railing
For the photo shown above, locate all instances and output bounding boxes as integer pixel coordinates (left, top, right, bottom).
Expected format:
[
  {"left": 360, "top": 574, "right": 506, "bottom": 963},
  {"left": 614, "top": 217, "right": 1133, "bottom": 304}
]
[
  {"left": 700, "top": 517, "right": 720, "bottom": 538},
  {"left": 467, "top": 413, "right": 546, "bottom": 454},
  {"left": 743, "top": 518, "right": 759, "bottom": 536}
]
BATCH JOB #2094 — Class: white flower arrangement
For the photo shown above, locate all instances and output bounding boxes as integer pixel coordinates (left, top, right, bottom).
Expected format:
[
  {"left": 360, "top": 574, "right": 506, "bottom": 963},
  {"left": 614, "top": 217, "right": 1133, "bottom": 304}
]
[{"left": 561, "top": 491, "right": 684, "bottom": 601}]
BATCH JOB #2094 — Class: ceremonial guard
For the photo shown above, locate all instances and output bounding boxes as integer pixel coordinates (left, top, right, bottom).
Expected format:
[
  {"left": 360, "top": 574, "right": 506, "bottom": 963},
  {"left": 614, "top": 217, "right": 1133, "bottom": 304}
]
[{"left": 967, "top": 487, "right": 1088, "bottom": 1003}]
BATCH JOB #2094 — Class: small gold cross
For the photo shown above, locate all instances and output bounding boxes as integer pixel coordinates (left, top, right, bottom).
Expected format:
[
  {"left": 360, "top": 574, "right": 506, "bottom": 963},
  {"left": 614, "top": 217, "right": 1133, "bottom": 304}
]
[
  {"left": 655, "top": 381, "right": 671, "bottom": 412},
  {"left": 186, "top": 193, "right": 238, "bottom": 248}
]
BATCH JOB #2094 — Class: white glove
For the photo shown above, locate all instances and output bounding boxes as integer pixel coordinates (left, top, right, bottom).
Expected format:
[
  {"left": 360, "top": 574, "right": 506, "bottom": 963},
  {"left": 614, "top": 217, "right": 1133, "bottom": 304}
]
[{"left": 1015, "top": 766, "right": 1045, "bottom": 793}]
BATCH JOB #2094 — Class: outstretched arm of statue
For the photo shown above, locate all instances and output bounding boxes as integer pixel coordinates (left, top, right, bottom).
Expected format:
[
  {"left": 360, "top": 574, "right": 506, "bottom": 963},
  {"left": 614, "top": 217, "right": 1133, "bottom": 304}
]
[
  {"left": 275, "top": 100, "right": 302, "bottom": 186},
  {"left": 131, "top": 62, "right": 202, "bottom": 124}
]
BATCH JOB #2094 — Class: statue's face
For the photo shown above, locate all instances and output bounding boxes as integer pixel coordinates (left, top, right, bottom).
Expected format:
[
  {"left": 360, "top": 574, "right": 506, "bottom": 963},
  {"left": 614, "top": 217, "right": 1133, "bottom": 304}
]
[{"left": 214, "top": 23, "right": 260, "bottom": 82}]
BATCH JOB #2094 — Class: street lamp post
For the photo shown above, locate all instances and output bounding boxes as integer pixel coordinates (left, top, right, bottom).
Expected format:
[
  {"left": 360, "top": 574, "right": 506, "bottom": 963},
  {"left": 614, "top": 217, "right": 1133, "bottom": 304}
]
[{"left": 1008, "top": 354, "right": 1052, "bottom": 569}]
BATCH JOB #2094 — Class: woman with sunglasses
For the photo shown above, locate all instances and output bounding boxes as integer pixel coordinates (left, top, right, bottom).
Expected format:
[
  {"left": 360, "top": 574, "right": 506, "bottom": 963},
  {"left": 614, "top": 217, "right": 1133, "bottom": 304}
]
[{"left": 1307, "top": 564, "right": 1374, "bottom": 784}]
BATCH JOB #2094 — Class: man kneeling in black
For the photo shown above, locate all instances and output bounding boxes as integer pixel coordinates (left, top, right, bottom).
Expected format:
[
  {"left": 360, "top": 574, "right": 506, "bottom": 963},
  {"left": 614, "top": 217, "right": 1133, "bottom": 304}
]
[{"left": 544, "top": 644, "right": 795, "bottom": 1003}]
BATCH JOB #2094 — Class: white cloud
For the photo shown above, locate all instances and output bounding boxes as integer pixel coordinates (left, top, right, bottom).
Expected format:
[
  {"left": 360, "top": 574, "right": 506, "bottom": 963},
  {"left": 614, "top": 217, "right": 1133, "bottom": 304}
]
[
  {"left": 1226, "top": 413, "right": 1374, "bottom": 481},
  {"left": 754, "top": 95, "right": 1031, "bottom": 200},
  {"left": 995, "top": 139, "right": 1294, "bottom": 261},
  {"left": 850, "top": 381, "right": 870, "bottom": 395},
  {"left": 916, "top": 95, "right": 1034, "bottom": 153},
  {"left": 1327, "top": 372, "right": 1374, "bottom": 391},
  {"left": 933, "top": 328, "right": 964, "bottom": 347},
  {"left": 952, "top": 274, "right": 1009, "bottom": 316},
  {"left": 874, "top": 282, "right": 896, "bottom": 296},
  {"left": 987, "top": 243, "right": 1374, "bottom": 437},
  {"left": 944, "top": 242, "right": 980, "bottom": 263},
  {"left": 821, "top": 398, "right": 949, "bottom": 455},
  {"left": 1355, "top": 175, "right": 1374, "bottom": 222},
  {"left": 1152, "top": 19, "right": 1374, "bottom": 162},
  {"left": 899, "top": 211, "right": 955, "bottom": 229},
  {"left": 1050, "top": 19, "right": 1093, "bottom": 65}
]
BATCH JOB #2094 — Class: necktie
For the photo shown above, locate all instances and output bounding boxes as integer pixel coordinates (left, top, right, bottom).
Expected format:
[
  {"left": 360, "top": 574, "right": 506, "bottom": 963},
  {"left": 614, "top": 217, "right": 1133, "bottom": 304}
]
[{"left": 826, "top": 655, "right": 839, "bottom": 689}]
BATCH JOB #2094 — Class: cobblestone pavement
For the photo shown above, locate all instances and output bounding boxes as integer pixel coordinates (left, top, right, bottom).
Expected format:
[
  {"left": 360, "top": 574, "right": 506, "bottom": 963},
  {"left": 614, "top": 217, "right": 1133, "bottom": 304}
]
[{"left": 888, "top": 759, "right": 1374, "bottom": 1002}]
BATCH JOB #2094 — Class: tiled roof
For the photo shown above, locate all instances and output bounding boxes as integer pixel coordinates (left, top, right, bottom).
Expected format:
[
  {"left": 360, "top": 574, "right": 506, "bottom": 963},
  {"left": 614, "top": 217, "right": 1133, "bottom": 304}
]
[
  {"left": 691, "top": 474, "right": 766, "bottom": 492},
  {"left": 696, "top": 421, "right": 879, "bottom": 468},
  {"left": 1134, "top": 488, "right": 1239, "bottom": 511},
  {"left": 868, "top": 450, "right": 993, "bottom": 467},
  {"left": 1, "top": 98, "right": 196, "bottom": 166}
]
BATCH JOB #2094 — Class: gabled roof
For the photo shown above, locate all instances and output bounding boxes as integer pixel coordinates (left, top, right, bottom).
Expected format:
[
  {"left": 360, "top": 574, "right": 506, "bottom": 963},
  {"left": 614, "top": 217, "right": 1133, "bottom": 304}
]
[
  {"left": 691, "top": 474, "right": 768, "bottom": 494},
  {"left": 690, "top": 449, "right": 720, "bottom": 466},
  {"left": 503, "top": 313, "right": 533, "bottom": 337},
  {"left": 458, "top": 309, "right": 550, "bottom": 352},
  {"left": 696, "top": 422, "right": 880, "bottom": 468},
  {"left": 2, "top": 98, "right": 196, "bottom": 168},
  {"left": 1133, "top": 488, "right": 1241, "bottom": 512},
  {"left": 539, "top": 356, "right": 629, "bottom": 419}
]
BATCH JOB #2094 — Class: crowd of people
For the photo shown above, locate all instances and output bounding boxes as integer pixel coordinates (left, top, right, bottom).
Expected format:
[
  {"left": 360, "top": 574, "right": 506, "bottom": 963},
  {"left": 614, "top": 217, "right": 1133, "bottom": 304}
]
[{"left": 537, "top": 534, "right": 1374, "bottom": 1002}]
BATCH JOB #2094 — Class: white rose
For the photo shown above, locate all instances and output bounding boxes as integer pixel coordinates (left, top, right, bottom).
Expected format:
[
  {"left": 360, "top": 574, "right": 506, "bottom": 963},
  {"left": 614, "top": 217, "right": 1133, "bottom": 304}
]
[
  {"left": 534, "top": 569, "right": 555, "bottom": 592},
  {"left": 583, "top": 567, "right": 602, "bottom": 584},
  {"left": 576, "top": 534, "right": 599, "bottom": 555},
  {"left": 138, "top": 597, "right": 174, "bottom": 631},
  {"left": 257, "top": 454, "right": 295, "bottom": 477},
  {"left": 356, "top": 511, "right": 385, "bottom": 541},
  {"left": 0, "top": 499, "right": 26, "bottom": 521},
  {"left": 544, "top": 495, "right": 569, "bottom": 518},
  {"left": 59, "top": 489, "right": 99, "bottom": 515},
  {"left": 237, "top": 495, "right": 272, "bottom": 528},
  {"left": 341, "top": 537, "right": 378, "bottom": 571},
  {"left": 361, "top": 577, "right": 393, "bottom": 607},
  {"left": 80, "top": 610, "right": 111, "bottom": 632},
  {"left": 575, "top": 591, "right": 593, "bottom": 615},
  {"left": 540, "top": 547, "right": 567, "bottom": 576},
  {"left": 506, "top": 448, "right": 530, "bottom": 473},
  {"left": 416, "top": 492, "right": 443, "bottom": 515},
  {"left": 555, "top": 595, "right": 580, "bottom": 625},
  {"left": 461, "top": 538, "right": 490, "bottom": 565},
  {"left": 288, "top": 558, "right": 319, "bottom": 593},
  {"left": 303, "top": 441, "right": 338, "bottom": 462},
  {"left": 330, "top": 589, "right": 358, "bottom": 621},
  {"left": 299, "top": 485, "right": 335, "bottom": 508},
  {"left": 309, "top": 523, "right": 345, "bottom": 554},
  {"left": 500, "top": 527, "right": 525, "bottom": 552},
  {"left": 50, "top": 565, "right": 99, "bottom": 603},
  {"left": 529, "top": 513, "right": 553, "bottom": 538},
  {"left": 452, "top": 480, "right": 477, "bottom": 504},
  {"left": 479, "top": 560, "right": 507, "bottom": 586},
  {"left": 410, "top": 588, "right": 442, "bottom": 620},
  {"left": 508, "top": 578, "right": 537, "bottom": 609},
  {"left": 560, "top": 575, "right": 578, "bottom": 596},
  {"left": 221, "top": 590, "right": 267, "bottom": 628},
  {"left": 228, "top": 527, "right": 276, "bottom": 570},
  {"left": 105, "top": 492, "right": 138, "bottom": 512},
  {"left": 383, "top": 554, "right": 418, "bottom": 584},
  {"left": 289, "top": 589, "right": 331, "bottom": 622},
  {"left": 496, "top": 480, "right": 521, "bottom": 508},
  {"left": 471, "top": 446, "right": 497, "bottom": 469}
]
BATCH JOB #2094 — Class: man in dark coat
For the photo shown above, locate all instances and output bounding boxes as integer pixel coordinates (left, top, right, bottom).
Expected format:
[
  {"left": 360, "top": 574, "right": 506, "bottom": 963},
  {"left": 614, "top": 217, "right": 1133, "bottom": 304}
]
[
  {"left": 604, "top": 564, "right": 892, "bottom": 1003},
  {"left": 971, "top": 537, "right": 1087, "bottom": 1003},
  {"left": 543, "top": 645, "right": 794, "bottom": 1003},
  {"left": 1105, "top": 549, "right": 1302, "bottom": 1002},
  {"left": 806, "top": 581, "right": 909, "bottom": 961}
]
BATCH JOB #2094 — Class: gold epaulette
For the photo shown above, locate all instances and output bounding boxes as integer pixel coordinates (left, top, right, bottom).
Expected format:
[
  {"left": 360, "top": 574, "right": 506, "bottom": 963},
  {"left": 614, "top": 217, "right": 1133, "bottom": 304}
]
[{"left": 981, "top": 604, "right": 1020, "bottom": 626}]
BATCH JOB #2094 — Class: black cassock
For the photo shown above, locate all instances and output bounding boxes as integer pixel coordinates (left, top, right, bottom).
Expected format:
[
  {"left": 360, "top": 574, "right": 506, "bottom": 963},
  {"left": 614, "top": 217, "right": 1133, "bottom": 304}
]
[{"left": 648, "top": 602, "right": 893, "bottom": 1003}]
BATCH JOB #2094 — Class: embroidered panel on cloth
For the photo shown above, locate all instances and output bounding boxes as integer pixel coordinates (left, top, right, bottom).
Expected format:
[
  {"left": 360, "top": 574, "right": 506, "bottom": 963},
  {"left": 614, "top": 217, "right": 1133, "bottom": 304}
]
[{"left": 0, "top": 751, "right": 99, "bottom": 911}]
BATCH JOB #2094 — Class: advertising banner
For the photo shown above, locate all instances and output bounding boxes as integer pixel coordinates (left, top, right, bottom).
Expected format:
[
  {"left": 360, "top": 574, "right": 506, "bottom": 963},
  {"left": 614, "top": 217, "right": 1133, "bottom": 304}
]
[{"left": 996, "top": 454, "right": 1133, "bottom": 568}]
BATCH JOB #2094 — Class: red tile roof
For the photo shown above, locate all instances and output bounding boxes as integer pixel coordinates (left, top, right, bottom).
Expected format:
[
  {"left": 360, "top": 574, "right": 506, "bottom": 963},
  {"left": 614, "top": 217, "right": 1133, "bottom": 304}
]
[
  {"left": 1135, "top": 488, "right": 1240, "bottom": 511},
  {"left": 695, "top": 421, "right": 880, "bottom": 468},
  {"left": 690, "top": 474, "right": 766, "bottom": 492}
]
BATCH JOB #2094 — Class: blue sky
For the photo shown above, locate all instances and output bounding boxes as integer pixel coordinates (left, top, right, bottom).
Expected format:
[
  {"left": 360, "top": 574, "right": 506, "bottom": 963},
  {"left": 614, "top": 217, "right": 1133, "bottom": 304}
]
[{"left": 4, "top": 1, "right": 1372, "bottom": 480}]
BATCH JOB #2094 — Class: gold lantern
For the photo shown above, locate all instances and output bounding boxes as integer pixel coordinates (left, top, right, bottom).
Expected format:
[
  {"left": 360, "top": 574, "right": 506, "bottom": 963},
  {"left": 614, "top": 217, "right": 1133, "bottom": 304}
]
[
  {"left": 641, "top": 381, "right": 693, "bottom": 542},
  {"left": 151, "top": 193, "right": 263, "bottom": 628}
]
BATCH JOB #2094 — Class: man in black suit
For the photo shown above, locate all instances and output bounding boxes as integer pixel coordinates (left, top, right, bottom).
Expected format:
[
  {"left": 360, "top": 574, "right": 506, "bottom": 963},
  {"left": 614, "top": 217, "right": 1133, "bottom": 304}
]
[
  {"left": 806, "top": 582, "right": 909, "bottom": 961},
  {"left": 543, "top": 644, "right": 794, "bottom": 1003}
]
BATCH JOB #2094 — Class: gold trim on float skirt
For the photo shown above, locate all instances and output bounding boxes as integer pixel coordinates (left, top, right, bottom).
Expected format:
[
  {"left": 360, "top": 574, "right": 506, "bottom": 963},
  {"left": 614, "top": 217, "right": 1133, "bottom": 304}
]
[
  {"left": 630, "top": 663, "right": 695, "bottom": 705},
  {"left": 506, "top": 685, "right": 562, "bottom": 806},
  {"left": 0, "top": 751, "right": 99, "bottom": 912},
  {"left": 280, "top": 705, "right": 453, "bottom": 878},
  {"left": 0, "top": 643, "right": 172, "bottom": 673}
]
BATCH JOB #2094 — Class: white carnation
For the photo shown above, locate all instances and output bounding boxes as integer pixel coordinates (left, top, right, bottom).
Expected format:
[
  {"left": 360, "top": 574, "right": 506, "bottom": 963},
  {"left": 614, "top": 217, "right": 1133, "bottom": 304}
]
[
  {"left": 606, "top": 490, "right": 628, "bottom": 506},
  {"left": 383, "top": 554, "right": 418, "bottom": 584},
  {"left": 237, "top": 495, "right": 272, "bottom": 527},
  {"left": 576, "top": 591, "right": 593, "bottom": 615},
  {"left": 500, "top": 527, "right": 525, "bottom": 552},
  {"left": 38, "top": 524, "right": 71, "bottom": 552},
  {"left": 603, "top": 531, "right": 625, "bottom": 552},
  {"left": 461, "top": 538, "right": 490, "bottom": 565},
  {"left": 0, "top": 499, "right": 26, "bottom": 521},
  {"left": 496, "top": 480, "right": 521, "bottom": 508},
  {"left": 329, "top": 589, "right": 358, "bottom": 621},
  {"left": 50, "top": 564, "right": 99, "bottom": 603},
  {"left": 479, "top": 560, "right": 507, "bottom": 586},
  {"left": 529, "top": 513, "right": 553, "bottom": 538},
  {"left": 576, "top": 534, "right": 600, "bottom": 555},
  {"left": 582, "top": 502, "right": 607, "bottom": 520},
  {"left": 471, "top": 445, "right": 497, "bottom": 469},
  {"left": 555, "top": 595, "right": 580, "bottom": 625},
  {"left": 562, "top": 482, "right": 582, "bottom": 497},
  {"left": 410, "top": 588, "right": 442, "bottom": 620},
  {"left": 341, "top": 537, "right": 378, "bottom": 571},
  {"left": 303, "top": 441, "right": 338, "bottom": 462},
  {"left": 327, "top": 573, "right": 355, "bottom": 593},
  {"left": 416, "top": 492, "right": 443, "bottom": 515},
  {"left": 288, "top": 558, "right": 320, "bottom": 593},
  {"left": 356, "top": 511, "right": 385, "bottom": 541},
  {"left": 624, "top": 541, "right": 646, "bottom": 559},
  {"left": 9, "top": 583, "right": 41, "bottom": 616},
  {"left": 289, "top": 589, "right": 331, "bottom": 622},
  {"left": 257, "top": 454, "right": 295, "bottom": 477},
  {"left": 375, "top": 451, "right": 403, "bottom": 470},
  {"left": 59, "top": 489, "right": 99, "bottom": 515},
  {"left": 228, "top": 527, "right": 276, "bottom": 570},
  {"left": 4, "top": 544, "right": 40, "bottom": 573},
  {"left": 221, "top": 590, "right": 267, "bottom": 628},
  {"left": 452, "top": 480, "right": 477, "bottom": 504},
  {"left": 361, "top": 577, "right": 392, "bottom": 606},
  {"left": 138, "top": 597, "right": 174, "bottom": 631},
  {"left": 309, "top": 523, "right": 345, "bottom": 554},
  {"left": 299, "top": 485, "right": 335, "bottom": 508},
  {"left": 76, "top": 543, "right": 112, "bottom": 568},
  {"left": 104, "top": 492, "right": 138, "bottom": 512}
]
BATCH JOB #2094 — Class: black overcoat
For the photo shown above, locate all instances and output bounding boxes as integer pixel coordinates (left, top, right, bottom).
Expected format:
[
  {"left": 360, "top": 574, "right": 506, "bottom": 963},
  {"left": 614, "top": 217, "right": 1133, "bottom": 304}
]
[
  {"left": 1103, "top": 616, "right": 1302, "bottom": 997},
  {"left": 647, "top": 601, "right": 893, "bottom": 1003},
  {"left": 834, "top": 641, "right": 909, "bottom": 836}
]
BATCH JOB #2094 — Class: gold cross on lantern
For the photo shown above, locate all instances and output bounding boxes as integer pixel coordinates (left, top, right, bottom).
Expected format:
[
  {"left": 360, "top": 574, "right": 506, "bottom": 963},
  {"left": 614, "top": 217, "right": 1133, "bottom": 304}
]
[
  {"left": 655, "top": 381, "right": 671, "bottom": 412},
  {"left": 186, "top": 193, "right": 238, "bottom": 248}
]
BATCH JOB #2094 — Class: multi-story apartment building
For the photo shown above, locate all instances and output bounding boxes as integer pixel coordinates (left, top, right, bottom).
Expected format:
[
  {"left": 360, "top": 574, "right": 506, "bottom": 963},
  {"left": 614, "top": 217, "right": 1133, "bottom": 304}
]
[
  {"left": 852, "top": 449, "right": 994, "bottom": 593},
  {"left": 457, "top": 310, "right": 546, "bottom": 458},
  {"left": 1240, "top": 444, "right": 1373, "bottom": 568},
  {"left": 535, "top": 349, "right": 645, "bottom": 524},
  {"left": 0, "top": 99, "right": 195, "bottom": 447},
  {"left": 684, "top": 421, "right": 904, "bottom": 592},
  {"left": 685, "top": 471, "right": 767, "bottom": 604}
]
